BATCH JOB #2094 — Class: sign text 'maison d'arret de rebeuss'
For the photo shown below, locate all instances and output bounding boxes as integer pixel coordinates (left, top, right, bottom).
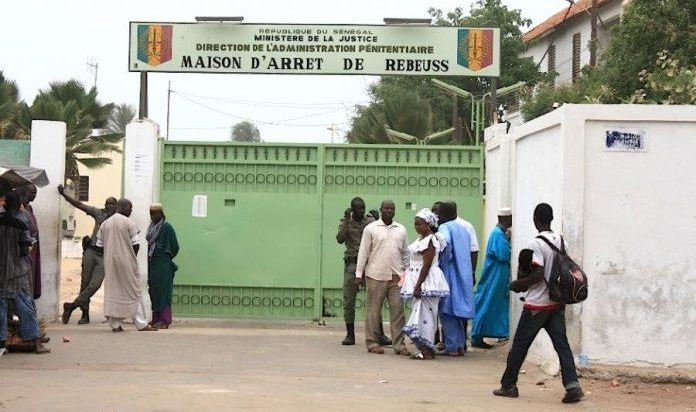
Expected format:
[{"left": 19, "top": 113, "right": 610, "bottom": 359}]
[{"left": 129, "top": 23, "right": 500, "bottom": 77}]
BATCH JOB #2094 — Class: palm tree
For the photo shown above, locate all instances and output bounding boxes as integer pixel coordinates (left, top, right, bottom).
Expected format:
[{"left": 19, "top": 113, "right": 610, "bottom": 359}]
[
  {"left": 17, "top": 80, "right": 122, "bottom": 182},
  {"left": 230, "top": 121, "right": 262, "bottom": 142},
  {"left": 106, "top": 103, "right": 136, "bottom": 133},
  {"left": 0, "top": 71, "right": 28, "bottom": 139},
  {"left": 346, "top": 91, "right": 436, "bottom": 144}
]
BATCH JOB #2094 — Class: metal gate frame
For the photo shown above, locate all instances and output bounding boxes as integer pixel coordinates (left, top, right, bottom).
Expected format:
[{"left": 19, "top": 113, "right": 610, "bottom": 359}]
[{"left": 160, "top": 142, "right": 483, "bottom": 319}]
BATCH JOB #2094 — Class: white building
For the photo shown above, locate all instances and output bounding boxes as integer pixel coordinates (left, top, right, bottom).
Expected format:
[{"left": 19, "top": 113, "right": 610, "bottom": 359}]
[{"left": 521, "top": 0, "right": 625, "bottom": 86}]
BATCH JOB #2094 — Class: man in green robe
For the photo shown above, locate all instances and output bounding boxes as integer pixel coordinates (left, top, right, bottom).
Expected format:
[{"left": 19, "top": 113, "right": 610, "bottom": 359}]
[{"left": 146, "top": 203, "right": 179, "bottom": 329}]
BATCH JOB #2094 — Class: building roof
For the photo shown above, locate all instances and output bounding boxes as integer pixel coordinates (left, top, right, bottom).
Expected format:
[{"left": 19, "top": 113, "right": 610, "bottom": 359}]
[{"left": 523, "top": 0, "right": 617, "bottom": 43}]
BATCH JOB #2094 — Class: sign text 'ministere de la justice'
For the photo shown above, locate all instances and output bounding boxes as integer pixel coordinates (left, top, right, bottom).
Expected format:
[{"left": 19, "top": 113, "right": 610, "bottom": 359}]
[{"left": 129, "top": 23, "right": 500, "bottom": 77}]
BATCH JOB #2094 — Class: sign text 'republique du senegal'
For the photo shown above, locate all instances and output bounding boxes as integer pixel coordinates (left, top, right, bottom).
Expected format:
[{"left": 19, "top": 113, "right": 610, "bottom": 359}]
[{"left": 129, "top": 23, "right": 500, "bottom": 77}]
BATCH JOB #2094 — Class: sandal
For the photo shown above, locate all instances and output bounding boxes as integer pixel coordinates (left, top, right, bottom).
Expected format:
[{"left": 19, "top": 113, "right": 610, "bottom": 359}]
[
  {"left": 112, "top": 326, "right": 124, "bottom": 333},
  {"left": 435, "top": 348, "right": 464, "bottom": 356},
  {"left": 471, "top": 340, "right": 494, "bottom": 349},
  {"left": 138, "top": 325, "right": 158, "bottom": 332},
  {"left": 410, "top": 349, "right": 435, "bottom": 360},
  {"left": 152, "top": 322, "right": 169, "bottom": 329}
]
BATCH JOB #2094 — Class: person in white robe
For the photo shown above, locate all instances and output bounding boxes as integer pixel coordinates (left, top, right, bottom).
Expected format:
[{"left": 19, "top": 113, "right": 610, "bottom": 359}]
[{"left": 96, "top": 198, "right": 157, "bottom": 332}]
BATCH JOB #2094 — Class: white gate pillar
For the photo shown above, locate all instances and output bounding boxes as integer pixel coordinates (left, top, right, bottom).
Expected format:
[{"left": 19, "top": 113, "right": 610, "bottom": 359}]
[
  {"left": 123, "top": 120, "right": 160, "bottom": 313},
  {"left": 30, "top": 120, "right": 67, "bottom": 321}
]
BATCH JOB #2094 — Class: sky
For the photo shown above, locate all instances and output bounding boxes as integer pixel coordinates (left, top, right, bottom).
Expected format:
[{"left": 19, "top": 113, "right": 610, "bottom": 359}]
[{"left": 1, "top": 0, "right": 568, "bottom": 144}]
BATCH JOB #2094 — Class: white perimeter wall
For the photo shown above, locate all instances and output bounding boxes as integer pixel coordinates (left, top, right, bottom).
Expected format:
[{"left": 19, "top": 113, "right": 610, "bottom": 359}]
[{"left": 486, "top": 104, "right": 696, "bottom": 371}]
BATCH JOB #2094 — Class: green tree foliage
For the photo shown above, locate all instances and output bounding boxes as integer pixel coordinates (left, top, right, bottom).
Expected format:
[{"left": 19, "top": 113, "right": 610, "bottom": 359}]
[
  {"left": 521, "top": 68, "right": 616, "bottom": 120},
  {"left": 522, "top": 0, "right": 696, "bottom": 121},
  {"left": 600, "top": 0, "right": 696, "bottom": 102},
  {"left": 631, "top": 51, "right": 696, "bottom": 105},
  {"left": 16, "top": 80, "right": 122, "bottom": 182},
  {"left": 231, "top": 121, "right": 262, "bottom": 142},
  {"left": 106, "top": 103, "right": 137, "bottom": 133},
  {"left": 346, "top": 0, "right": 540, "bottom": 144},
  {"left": 0, "top": 71, "right": 27, "bottom": 139},
  {"left": 345, "top": 77, "right": 452, "bottom": 144}
]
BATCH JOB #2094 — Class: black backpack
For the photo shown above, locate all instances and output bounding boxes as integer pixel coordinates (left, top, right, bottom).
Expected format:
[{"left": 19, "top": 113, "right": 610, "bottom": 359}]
[{"left": 536, "top": 235, "right": 588, "bottom": 304}]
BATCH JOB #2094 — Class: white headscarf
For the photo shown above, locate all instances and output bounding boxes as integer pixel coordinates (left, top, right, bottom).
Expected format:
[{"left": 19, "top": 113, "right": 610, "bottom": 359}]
[{"left": 416, "top": 208, "right": 438, "bottom": 228}]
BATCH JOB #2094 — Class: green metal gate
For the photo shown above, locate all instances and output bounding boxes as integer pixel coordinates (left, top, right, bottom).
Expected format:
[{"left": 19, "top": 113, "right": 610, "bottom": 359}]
[{"left": 160, "top": 142, "right": 482, "bottom": 319}]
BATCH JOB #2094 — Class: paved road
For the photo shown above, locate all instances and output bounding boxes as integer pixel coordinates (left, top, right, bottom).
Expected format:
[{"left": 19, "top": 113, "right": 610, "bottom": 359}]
[
  {"left": 0, "top": 316, "right": 625, "bottom": 412},
  {"left": 4, "top": 258, "right": 694, "bottom": 411}
]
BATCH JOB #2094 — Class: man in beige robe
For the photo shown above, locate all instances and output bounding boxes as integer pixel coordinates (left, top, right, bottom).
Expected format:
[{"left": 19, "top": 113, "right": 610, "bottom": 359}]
[{"left": 96, "top": 198, "right": 157, "bottom": 332}]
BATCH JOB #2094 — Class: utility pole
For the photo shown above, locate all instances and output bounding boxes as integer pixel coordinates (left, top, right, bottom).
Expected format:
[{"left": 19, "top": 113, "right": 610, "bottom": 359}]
[
  {"left": 590, "top": 0, "right": 598, "bottom": 67},
  {"left": 490, "top": 77, "right": 498, "bottom": 124},
  {"left": 86, "top": 58, "right": 98, "bottom": 89},
  {"left": 138, "top": 72, "right": 148, "bottom": 119},
  {"left": 326, "top": 123, "right": 338, "bottom": 143},
  {"left": 451, "top": 95, "right": 462, "bottom": 144},
  {"left": 166, "top": 80, "right": 171, "bottom": 140}
]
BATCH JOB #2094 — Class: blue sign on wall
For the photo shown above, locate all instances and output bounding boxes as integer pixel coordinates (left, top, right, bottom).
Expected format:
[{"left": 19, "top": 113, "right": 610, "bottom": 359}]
[{"left": 605, "top": 129, "right": 647, "bottom": 152}]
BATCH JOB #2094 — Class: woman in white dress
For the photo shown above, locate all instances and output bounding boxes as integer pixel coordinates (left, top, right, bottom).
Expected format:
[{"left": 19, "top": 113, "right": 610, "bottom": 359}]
[{"left": 400, "top": 208, "right": 450, "bottom": 359}]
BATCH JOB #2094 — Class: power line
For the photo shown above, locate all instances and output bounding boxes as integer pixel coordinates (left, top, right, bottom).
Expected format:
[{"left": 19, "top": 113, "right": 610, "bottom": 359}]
[
  {"left": 171, "top": 120, "right": 351, "bottom": 131},
  {"left": 173, "top": 93, "right": 351, "bottom": 126},
  {"left": 172, "top": 89, "right": 368, "bottom": 109}
]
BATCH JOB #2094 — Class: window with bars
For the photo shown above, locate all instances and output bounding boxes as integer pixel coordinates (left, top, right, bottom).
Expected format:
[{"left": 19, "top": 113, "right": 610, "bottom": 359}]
[
  {"left": 547, "top": 44, "right": 556, "bottom": 75},
  {"left": 572, "top": 33, "right": 581, "bottom": 82},
  {"left": 77, "top": 176, "right": 89, "bottom": 201}
]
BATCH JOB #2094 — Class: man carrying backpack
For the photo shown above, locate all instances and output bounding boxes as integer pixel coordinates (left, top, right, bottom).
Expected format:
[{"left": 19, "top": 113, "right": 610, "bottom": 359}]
[{"left": 493, "top": 203, "right": 584, "bottom": 404}]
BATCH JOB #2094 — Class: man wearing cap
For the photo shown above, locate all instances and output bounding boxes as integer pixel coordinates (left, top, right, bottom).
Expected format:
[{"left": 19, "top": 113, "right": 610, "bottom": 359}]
[
  {"left": 146, "top": 203, "right": 179, "bottom": 329},
  {"left": 471, "top": 207, "right": 512, "bottom": 349},
  {"left": 97, "top": 198, "right": 157, "bottom": 332},
  {"left": 58, "top": 184, "right": 117, "bottom": 325},
  {"left": 494, "top": 203, "right": 583, "bottom": 403}
]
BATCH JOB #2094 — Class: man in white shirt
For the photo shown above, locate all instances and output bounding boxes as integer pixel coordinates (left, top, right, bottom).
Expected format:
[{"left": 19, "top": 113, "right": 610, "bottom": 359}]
[
  {"left": 494, "top": 203, "right": 583, "bottom": 404},
  {"left": 355, "top": 200, "right": 409, "bottom": 355}
]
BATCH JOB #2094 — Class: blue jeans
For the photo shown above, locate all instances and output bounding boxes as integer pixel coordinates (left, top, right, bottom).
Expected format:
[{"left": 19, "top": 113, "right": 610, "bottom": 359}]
[
  {"left": 501, "top": 307, "right": 579, "bottom": 390},
  {"left": 0, "top": 291, "right": 41, "bottom": 342}
]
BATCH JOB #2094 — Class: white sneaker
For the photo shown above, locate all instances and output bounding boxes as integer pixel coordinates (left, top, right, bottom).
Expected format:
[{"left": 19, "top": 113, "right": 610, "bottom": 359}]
[{"left": 0, "top": 347, "right": 6, "bottom": 357}]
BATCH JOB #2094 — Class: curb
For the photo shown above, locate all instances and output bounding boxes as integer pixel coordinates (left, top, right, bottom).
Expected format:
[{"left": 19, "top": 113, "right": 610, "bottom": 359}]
[{"left": 578, "top": 365, "right": 696, "bottom": 385}]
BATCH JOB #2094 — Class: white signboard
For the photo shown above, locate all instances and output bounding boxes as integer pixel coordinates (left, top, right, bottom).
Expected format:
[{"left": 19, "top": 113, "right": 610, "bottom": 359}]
[
  {"left": 129, "top": 23, "right": 500, "bottom": 77},
  {"left": 192, "top": 195, "right": 208, "bottom": 217}
]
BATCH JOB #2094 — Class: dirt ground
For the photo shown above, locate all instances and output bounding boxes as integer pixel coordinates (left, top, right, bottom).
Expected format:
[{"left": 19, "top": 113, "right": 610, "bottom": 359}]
[
  {"left": 54, "top": 258, "right": 696, "bottom": 411},
  {"left": 60, "top": 257, "right": 83, "bottom": 302}
]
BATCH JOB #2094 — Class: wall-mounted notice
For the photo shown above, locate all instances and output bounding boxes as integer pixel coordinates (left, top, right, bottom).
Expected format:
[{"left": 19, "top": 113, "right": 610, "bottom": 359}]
[
  {"left": 604, "top": 129, "right": 647, "bottom": 152},
  {"left": 133, "top": 153, "right": 152, "bottom": 177},
  {"left": 192, "top": 194, "right": 208, "bottom": 217}
]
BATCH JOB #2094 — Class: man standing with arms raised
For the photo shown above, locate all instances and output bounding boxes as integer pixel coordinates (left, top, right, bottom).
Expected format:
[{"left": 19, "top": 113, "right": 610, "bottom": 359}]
[
  {"left": 58, "top": 184, "right": 117, "bottom": 325},
  {"left": 355, "top": 200, "right": 409, "bottom": 355},
  {"left": 336, "top": 197, "right": 373, "bottom": 345}
]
